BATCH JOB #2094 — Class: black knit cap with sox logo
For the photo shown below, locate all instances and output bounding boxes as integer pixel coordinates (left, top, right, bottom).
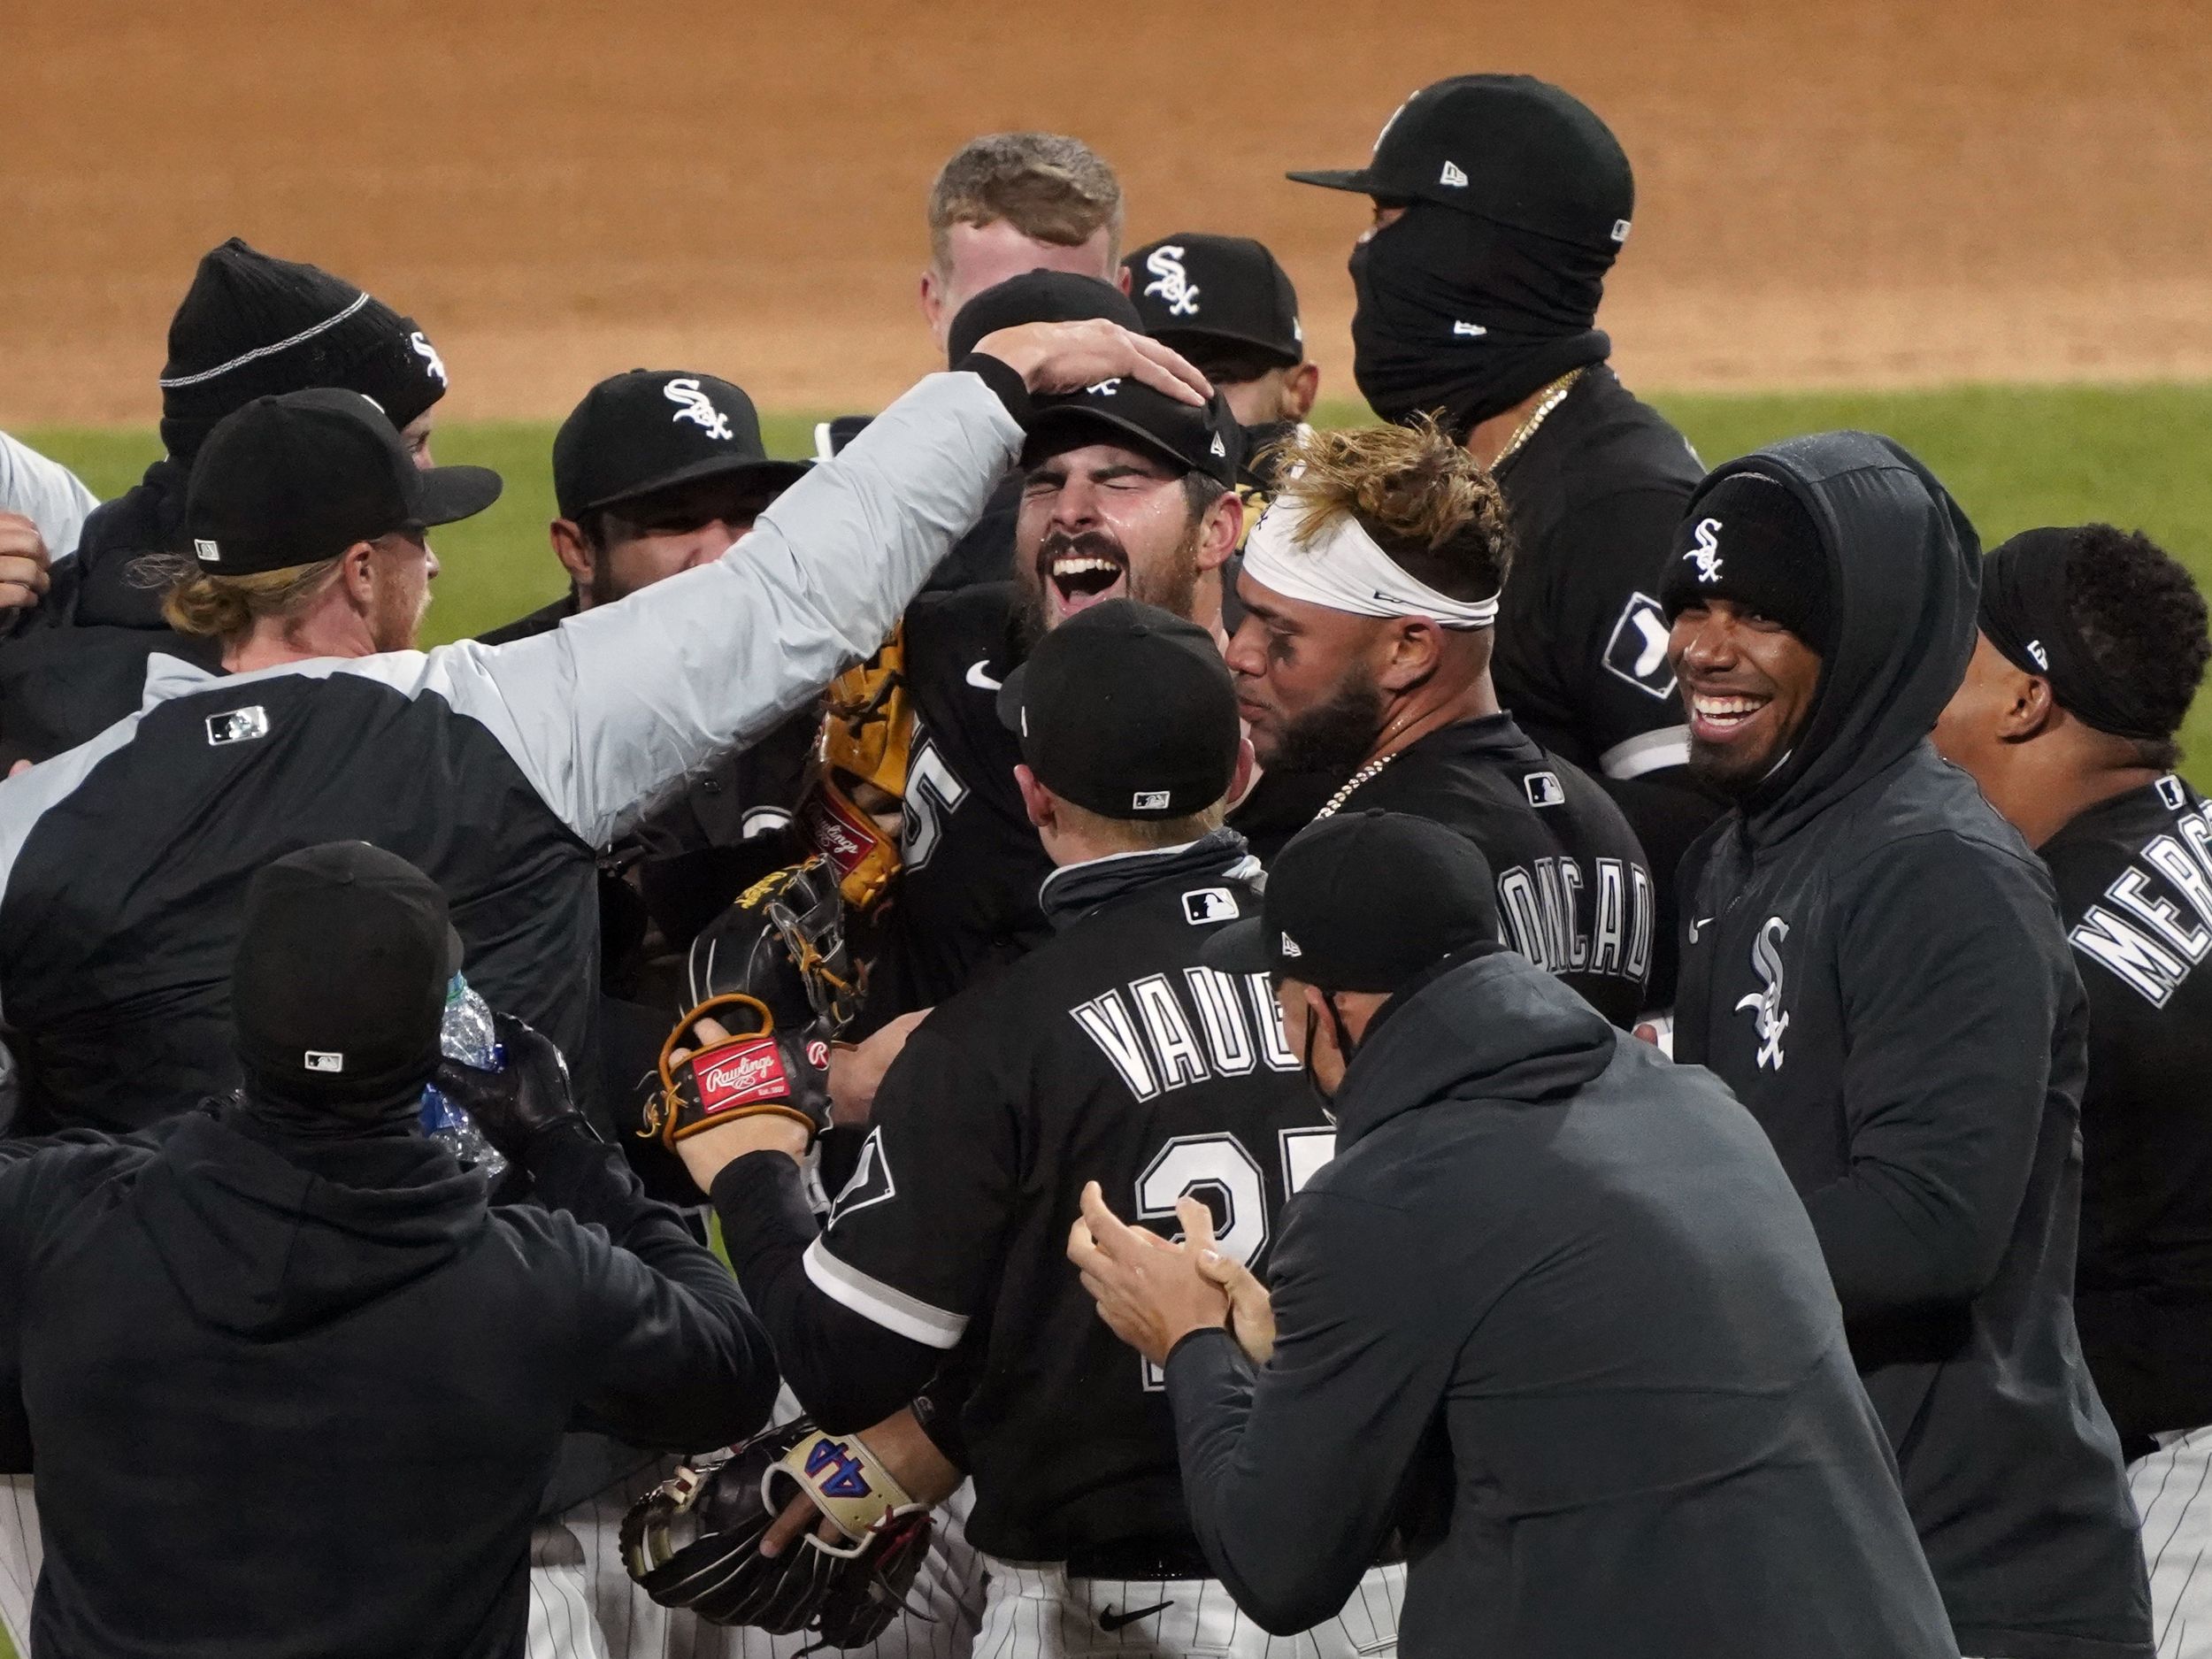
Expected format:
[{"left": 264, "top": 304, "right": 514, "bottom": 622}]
[{"left": 158, "top": 237, "right": 450, "bottom": 463}]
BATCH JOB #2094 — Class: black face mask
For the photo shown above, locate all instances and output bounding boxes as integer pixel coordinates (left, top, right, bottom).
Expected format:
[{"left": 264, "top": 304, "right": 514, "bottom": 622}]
[
  {"left": 1350, "top": 202, "right": 1614, "bottom": 434},
  {"left": 1297, "top": 992, "right": 1363, "bottom": 1121}
]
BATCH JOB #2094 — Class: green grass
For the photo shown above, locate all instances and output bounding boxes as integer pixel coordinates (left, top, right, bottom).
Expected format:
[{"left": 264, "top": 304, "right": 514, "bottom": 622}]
[{"left": 22, "top": 381, "right": 2212, "bottom": 780}]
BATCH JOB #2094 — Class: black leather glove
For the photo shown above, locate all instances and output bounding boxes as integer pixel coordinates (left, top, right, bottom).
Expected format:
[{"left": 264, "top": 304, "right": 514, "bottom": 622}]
[{"left": 431, "top": 1013, "right": 597, "bottom": 1160}]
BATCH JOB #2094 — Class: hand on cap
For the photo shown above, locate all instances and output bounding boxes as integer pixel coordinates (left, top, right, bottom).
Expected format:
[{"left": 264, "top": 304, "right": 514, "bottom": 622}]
[
  {"left": 430, "top": 1012, "right": 592, "bottom": 1159},
  {"left": 0, "top": 513, "right": 53, "bottom": 612},
  {"left": 974, "top": 320, "right": 1210, "bottom": 407}
]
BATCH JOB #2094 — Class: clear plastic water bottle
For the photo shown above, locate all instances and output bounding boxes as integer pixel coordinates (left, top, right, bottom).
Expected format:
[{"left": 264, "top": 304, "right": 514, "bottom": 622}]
[{"left": 418, "top": 974, "right": 510, "bottom": 1183}]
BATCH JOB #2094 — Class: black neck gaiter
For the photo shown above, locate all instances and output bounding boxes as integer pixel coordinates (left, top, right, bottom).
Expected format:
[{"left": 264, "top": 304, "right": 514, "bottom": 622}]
[
  {"left": 237, "top": 1070, "right": 429, "bottom": 1146},
  {"left": 1350, "top": 202, "right": 1614, "bottom": 435}
]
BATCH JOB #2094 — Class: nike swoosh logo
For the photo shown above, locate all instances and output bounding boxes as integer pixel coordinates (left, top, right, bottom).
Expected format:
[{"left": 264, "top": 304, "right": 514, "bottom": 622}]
[
  {"left": 1688, "top": 917, "right": 1714, "bottom": 941},
  {"left": 1099, "top": 1600, "right": 1174, "bottom": 1632},
  {"left": 964, "top": 659, "right": 1002, "bottom": 691}
]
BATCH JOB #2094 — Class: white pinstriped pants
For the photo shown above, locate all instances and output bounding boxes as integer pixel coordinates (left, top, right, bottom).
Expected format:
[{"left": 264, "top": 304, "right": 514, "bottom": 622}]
[
  {"left": 2134, "top": 1427, "right": 2212, "bottom": 1659},
  {"left": 972, "top": 1558, "right": 1402, "bottom": 1659}
]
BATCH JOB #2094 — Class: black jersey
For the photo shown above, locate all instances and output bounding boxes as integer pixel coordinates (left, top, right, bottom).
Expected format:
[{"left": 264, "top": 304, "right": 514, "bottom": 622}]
[
  {"left": 861, "top": 581, "right": 1345, "bottom": 1021},
  {"left": 2042, "top": 773, "right": 2212, "bottom": 1445},
  {"left": 810, "top": 837, "right": 1334, "bottom": 1563},
  {"left": 1487, "top": 365, "right": 1717, "bottom": 999},
  {"left": 1331, "top": 713, "right": 1655, "bottom": 1025},
  {"left": 859, "top": 581, "right": 1049, "bottom": 1027}
]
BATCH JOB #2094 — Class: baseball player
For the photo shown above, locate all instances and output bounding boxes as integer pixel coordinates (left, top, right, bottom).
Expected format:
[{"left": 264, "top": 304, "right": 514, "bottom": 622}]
[
  {"left": 1667, "top": 442, "right": 2151, "bottom": 1657},
  {"left": 1934, "top": 526, "right": 2212, "bottom": 1656},
  {"left": 1288, "top": 76, "right": 1717, "bottom": 999},
  {"left": 0, "top": 427, "right": 96, "bottom": 580},
  {"left": 1121, "top": 234, "right": 1317, "bottom": 475},
  {"left": 1225, "top": 419, "right": 1656, "bottom": 1025},
  {"left": 821, "top": 278, "right": 1250, "bottom": 1029},
  {"left": 0, "top": 238, "right": 453, "bottom": 765},
  {"left": 667, "top": 602, "right": 1403, "bottom": 1656}
]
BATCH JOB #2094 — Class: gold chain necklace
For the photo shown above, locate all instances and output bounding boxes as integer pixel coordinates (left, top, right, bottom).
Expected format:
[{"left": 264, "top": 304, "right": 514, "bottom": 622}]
[
  {"left": 1316, "top": 750, "right": 1401, "bottom": 819},
  {"left": 1489, "top": 366, "right": 1586, "bottom": 472}
]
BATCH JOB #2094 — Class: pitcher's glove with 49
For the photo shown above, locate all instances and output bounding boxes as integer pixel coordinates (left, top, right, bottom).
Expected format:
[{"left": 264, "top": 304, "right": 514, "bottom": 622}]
[{"left": 621, "top": 1417, "right": 935, "bottom": 1642}]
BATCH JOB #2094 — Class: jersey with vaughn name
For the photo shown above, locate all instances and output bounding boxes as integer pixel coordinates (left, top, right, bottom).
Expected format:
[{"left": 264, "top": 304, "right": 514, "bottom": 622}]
[
  {"left": 1334, "top": 712, "right": 1656, "bottom": 1025},
  {"left": 807, "top": 848, "right": 1335, "bottom": 1563},
  {"left": 2042, "top": 773, "right": 2212, "bottom": 1445}
]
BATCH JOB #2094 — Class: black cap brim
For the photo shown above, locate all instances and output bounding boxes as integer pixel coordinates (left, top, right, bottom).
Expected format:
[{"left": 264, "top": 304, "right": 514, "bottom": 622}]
[
  {"left": 1154, "top": 327, "right": 1302, "bottom": 372},
  {"left": 1025, "top": 405, "right": 1196, "bottom": 479},
  {"left": 572, "top": 454, "right": 811, "bottom": 519},
  {"left": 1200, "top": 917, "right": 1274, "bottom": 975},
  {"left": 1285, "top": 167, "right": 1379, "bottom": 194},
  {"left": 415, "top": 464, "right": 505, "bottom": 528},
  {"left": 994, "top": 660, "right": 1029, "bottom": 735}
]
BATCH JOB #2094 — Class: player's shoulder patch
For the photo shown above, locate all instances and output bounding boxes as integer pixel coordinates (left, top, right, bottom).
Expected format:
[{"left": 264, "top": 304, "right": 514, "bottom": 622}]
[
  {"left": 826, "top": 1125, "right": 896, "bottom": 1227},
  {"left": 1180, "top": 887, "right": 1239, "bottom": 926},
  {"left": 1601, "top": 590, "right": 1677, "bottom": 700}
]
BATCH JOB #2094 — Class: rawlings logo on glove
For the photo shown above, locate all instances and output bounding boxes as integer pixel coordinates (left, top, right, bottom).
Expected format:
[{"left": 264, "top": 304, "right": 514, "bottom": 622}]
[{"left": 644, "top": 995, "right": 833, "bottom": 1148}]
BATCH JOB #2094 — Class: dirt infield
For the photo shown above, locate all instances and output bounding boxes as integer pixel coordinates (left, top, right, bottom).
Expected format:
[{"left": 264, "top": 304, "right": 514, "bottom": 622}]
[{"left": 4, "top": 0, "right": 2208, "bottom": 426}]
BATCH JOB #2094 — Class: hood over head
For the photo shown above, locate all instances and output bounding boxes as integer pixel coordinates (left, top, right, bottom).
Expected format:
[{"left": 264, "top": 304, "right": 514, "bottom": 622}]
[
  {"left": 130, "top": 1109, "right": 485, "bottom": 1339},
  {"left": 1690, "top": 431, "right": 1978, "bottom": 846},
  {"left": 1333, "top": 947, "right": 1617, "bottom": 1148}
]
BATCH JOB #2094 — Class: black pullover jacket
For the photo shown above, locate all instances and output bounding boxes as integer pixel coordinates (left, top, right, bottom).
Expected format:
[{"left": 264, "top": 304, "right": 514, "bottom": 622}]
[
  {"left": 1164, "top": 946, "right": 1957, "bottom": 1659},
  {"left": 0, "top": 1105, "right": 779, "bottom": 1659},
  {"left": 1673, "top": 433, "right": 2151, "bottom": 1659}
]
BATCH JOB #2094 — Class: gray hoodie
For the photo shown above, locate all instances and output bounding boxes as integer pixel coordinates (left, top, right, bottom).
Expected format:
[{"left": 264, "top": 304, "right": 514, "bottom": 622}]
[
  {"left": 1164, "top": 945, "right": 1956, "bottom": 1659},
  {"left": 1673, "top": 433, "right": 2151, "bottom": 1658}
]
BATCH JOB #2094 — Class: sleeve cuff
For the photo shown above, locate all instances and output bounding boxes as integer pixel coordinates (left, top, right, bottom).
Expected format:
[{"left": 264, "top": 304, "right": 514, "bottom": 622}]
[
  {"left": 1164, "top": 1325, "right": 1240, "bottom": 1371},
  {"left": 955, "top": 350, "right": 1034, "bottom": 430}
]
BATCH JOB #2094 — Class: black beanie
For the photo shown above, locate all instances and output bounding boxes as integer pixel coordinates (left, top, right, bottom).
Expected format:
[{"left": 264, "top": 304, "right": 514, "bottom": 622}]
[
  {"left": 1658, "top": 473, "right": 1835, "bottom": 655},
  {"left": 158, "top": 238, "right": 449, "bottom": 463}
]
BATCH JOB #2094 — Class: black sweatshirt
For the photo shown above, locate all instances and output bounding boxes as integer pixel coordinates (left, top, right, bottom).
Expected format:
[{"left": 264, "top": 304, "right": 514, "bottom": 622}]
[
  {"left": 1163, "top": 947, "right": 1955, "bottom": 1659},
  {"left": 1672, "top": 433, "right": 2151, "bottom": 1659},
  {"left": 2042, "top": 774, "right": 2212, "bottom": 1450},
  {"left": 0, "top": 1106, "right": 778, "bottom": 1659}
]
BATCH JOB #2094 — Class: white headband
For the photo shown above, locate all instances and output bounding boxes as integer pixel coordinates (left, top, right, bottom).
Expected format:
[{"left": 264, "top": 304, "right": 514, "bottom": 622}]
[{"left": 1240, "top": 495, "right": 1499, "bottom": 629}]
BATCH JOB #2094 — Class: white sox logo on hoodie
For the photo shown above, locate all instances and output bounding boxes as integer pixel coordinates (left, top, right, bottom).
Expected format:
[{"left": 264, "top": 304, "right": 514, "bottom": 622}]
[{"left": 1733, "top": 916, "right": 1791, "bottom": 1071}]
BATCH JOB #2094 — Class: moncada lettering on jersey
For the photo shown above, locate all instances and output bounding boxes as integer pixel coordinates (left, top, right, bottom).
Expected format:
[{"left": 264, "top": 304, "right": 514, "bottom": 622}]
[
  {"left": 2069, "top": 787, "right": 2212, "bottom": 1007},
  {"left": 1494, "top": 855, "right": 1654, "bottom": 988},
  {"left": 1071, "top": 968, "right": 1299, "bottom": 1097}
]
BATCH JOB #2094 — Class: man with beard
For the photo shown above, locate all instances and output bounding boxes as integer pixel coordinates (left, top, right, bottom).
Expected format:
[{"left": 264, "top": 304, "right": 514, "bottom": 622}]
[
  {"left": 0, "top": 238, "right": 452, "bottom": 764},
  {"left": 1288, "top": 76, "right": 1714, "bottom": 998},
  {"left": 840, "top": 284, "right": 1248, "bottom": 1029},
  {"left": 1224, "top": 419, "right": 1654, "bottom": 1025},
  {"left": 1932, "top": 526, "right": 2212, "bottom": 1655},
  {"left": 1666, "top": 445, "right": 2152, "bottom": 1659}
]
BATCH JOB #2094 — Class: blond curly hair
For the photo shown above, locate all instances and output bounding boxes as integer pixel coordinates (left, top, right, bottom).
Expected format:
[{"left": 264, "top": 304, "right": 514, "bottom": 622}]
[{"left": 1268, "top": 417, "right": 1516, "bottom": 602}]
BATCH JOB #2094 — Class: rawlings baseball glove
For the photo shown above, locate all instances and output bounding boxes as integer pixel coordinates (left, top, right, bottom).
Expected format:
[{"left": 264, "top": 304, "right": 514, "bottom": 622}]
[
  {"left": 803, "top": 627, "right": 910, "bottom": 914},
  {"left": 622, "top": 1417, "right": 934, "bottom": 1643},
  {"left": 643, "top": 858, "right": 856, "bottom": 1148}
]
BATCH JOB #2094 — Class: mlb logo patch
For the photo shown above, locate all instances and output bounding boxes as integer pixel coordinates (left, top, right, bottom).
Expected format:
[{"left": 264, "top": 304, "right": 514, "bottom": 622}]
[
  {"left": 206, "top": 706, "right": 270, "bottom": 747},
  {"left": 2158, "top": 774, "right": 2188, "bottom": 810},
  {"left": 1132, "top": 789, "right": 1171, "bottom": 811},
  {"left": 695, "top": 1036, "right": 790, "bottom": 1117},
  {"left": 303, "top": 1050, "right": 344, "bottom": 1072},
  {"left": 1182, "top": 887, "right": 1239, "bottom": 926},
  {"left": 1525, "top": 771, "right": 1566, "bottom": 809},
  {"left": 193, "top": 538, "right": 221, "bottom": 563}
]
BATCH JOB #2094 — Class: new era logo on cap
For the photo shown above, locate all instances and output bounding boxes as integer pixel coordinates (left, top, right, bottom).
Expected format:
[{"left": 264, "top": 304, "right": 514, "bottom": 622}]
[
  {"left": 303, "top": 1050, "right": 345, "bottom": 1072},
  {"left": 194, "top": 538, "right": 221, "bottom": 563},
  {"left": 1210, "top": 432, "right": 1226, "bottom": 457},
  {"left": 1280, "top": 932, "right": 1303, "bottom": 957},
  {"left": 1440, "top": 159, "right": 1469, "bottom": 188}
]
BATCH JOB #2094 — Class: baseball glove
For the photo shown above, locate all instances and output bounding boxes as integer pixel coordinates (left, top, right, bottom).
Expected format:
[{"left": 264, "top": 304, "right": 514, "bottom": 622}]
[
  {"left": 644, "top": 994, "right": 833, "bottom": 1148},
  {"left": 804, "top": 628, "right": 910, "bottom": 914},
  {"left": 684, "top": 856, "right": 860, "bottom": 1035},
  {"left": 622, "top": 1417, "right": 934, "bottom": 1643}
]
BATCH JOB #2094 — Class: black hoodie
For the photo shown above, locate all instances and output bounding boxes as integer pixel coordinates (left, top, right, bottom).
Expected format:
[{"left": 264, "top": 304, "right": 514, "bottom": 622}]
[
  {"left": 0, "top": 1106, "right": 779, "bottom": 1659},
  {"left": 1672, "top": 433, "right": 2151, "bottom": 1658},
  {"left": 1163, "top": 948, "right": 1957, "bottom": 1658}
]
